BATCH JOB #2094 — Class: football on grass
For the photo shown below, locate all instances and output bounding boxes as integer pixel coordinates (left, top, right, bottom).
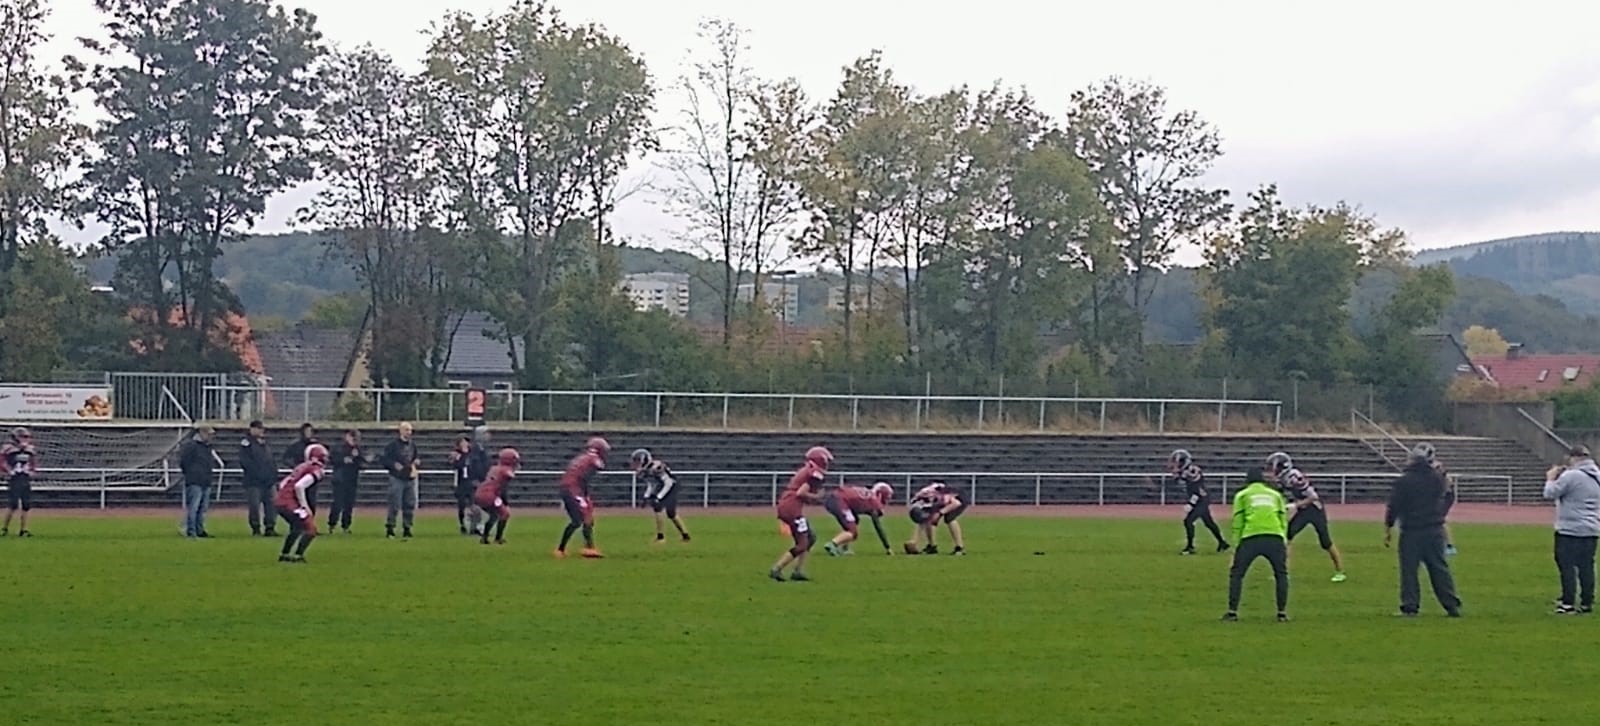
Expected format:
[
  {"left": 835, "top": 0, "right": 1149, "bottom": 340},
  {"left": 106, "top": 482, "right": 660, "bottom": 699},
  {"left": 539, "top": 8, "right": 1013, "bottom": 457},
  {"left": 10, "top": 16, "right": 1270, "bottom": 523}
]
[{"left": 903, "top": 541, "right": 920, "bottom": 555}]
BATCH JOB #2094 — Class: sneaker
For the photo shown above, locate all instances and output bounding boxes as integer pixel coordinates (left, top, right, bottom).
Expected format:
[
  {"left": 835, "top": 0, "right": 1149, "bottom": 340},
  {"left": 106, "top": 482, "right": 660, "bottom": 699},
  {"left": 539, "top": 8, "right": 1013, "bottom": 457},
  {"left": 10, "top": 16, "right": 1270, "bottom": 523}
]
[
  {"left": 580, "top": 547, "right": 604, "bottom": 559},
  {"left": 459, "top": 526, "right": 468, "bottom": 535},
  {"left": 1277, "top": 613, "right": 1290, "bottom": 622},
  {"left": 385, "top": 528, "right": 395, "bottom": 539},
  {"left": 1331, "top": 572, "right": 1347, "bottom": 583},
  {"left": 341, "top": 528, "right": 351, "bottom": 535},
  {"left": 1579, "top": 606, "right": 1594, "bottom": 614},
  {"left": 251, "top": 530, "right": 261, "bottom": 537},
  {"left": 1446, "top": 610, "right": 1462, "bottom": 618},
  {"left": 1180, "top": 547, "right": 1197, "bottom": 556},
  {"left": 790, "top": 572, "right": 811, "bottom": 582},
  {"left": 553, "top": 550, "right": 567, "bottom": 560},
  {"left": 1556, "top": 604, "right": 1578, "bottom": 615},
  {"left": 480, "top": 536, "right": 491, "bottom": 545},
  {"left": 1217, "top": 541, "right": 1231, "bottom": 553},
  {"left": 769, "top": 568, "right": 785, "bottom": 582},
  {"left": 1396, "top": 611, "right": 1419, "bottom": 618},
  {"left": 951, "top": 547, "right": 966, "bottom": 556},
  {"left": 922, "top": 545, "right": 939, "bottom": 555},
  {"left": 824, "top": 542, "right": 842, "bottom": 557},
  {"left": 402, "top": 529, "right": 413, "bottom": 540},
  {"left": 278, "top": 554, "right": 292, "bottom": 563},
  {"left": 681, "top": 533, "right": 692, "bottom": 542},
  {"left": 289, "top": 555, "right": 307, "bottom": 564},
  {"left": 494, "top": 538, "right": 506, "bottom": 545},
  {"left": 17, "top": 530, "right": 30, "bottom": 538},
  {"left": 1221, "top": 612, "right": 1239, "bottom": 622},
  {"left": 264, "top": 529, "right": 278, "bottom": 537},
  {"left": 1445, "top": 544, "right": 1458, "bottom": 557},
  {"left": 196, "top": 532, "right": 212, "bottom": 539}
]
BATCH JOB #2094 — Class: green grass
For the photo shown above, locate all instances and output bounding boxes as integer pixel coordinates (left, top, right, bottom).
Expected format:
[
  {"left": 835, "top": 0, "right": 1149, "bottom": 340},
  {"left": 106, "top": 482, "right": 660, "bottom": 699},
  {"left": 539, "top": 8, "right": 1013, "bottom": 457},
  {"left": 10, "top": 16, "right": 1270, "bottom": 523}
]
[{"left": 0, "top": 513, "right": 1593, "bottom": 724}]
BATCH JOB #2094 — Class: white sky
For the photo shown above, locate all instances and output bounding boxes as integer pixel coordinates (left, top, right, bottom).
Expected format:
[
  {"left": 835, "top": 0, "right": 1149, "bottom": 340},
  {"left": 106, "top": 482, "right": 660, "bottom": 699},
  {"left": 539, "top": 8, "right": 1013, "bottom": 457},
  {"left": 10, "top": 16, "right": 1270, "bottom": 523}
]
[{"left": 44, "top": 0, "right": 1600, "bottom": 265}]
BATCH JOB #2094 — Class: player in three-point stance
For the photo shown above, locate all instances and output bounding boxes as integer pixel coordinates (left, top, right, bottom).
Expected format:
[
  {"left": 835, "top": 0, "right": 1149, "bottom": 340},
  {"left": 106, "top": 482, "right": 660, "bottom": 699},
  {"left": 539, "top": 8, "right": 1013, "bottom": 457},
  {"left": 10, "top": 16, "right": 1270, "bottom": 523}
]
[
  {"left": 1170, "top": 449, "right": 1229, "bottom": 555},
  {"left": 474, "top": 448, "right": 521, "bottom": 545},
  {"left": 1267, "top": 451, "right": 1347, "bottom": 583},
  {"left": 771, "top": 446, "right": 831, "bottom": 582},
  {"left": 908, "top": 481, "right": 969, "bottom": 555},
  {"left": 274, "top": 443, "right": 329, "bottom": 563},
  {"left": 2, "top": 427, "right": 38, "bottom": 537},
  {"left": 631, "top": 449, "right": 690, "bottom": 543},
  {"left": 556, "top": 437, "right": 610, "bottom": 559},
  {"left": 823, "top": 481, "right": 894, "bottom": 556}
]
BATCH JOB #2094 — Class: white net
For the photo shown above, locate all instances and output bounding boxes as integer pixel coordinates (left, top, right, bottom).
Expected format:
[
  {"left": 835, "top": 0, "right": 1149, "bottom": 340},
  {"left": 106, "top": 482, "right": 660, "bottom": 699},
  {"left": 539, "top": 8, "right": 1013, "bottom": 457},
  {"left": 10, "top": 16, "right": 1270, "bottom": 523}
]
[{"left": 1, "top": 423, "right": 189, "bottom": 490}]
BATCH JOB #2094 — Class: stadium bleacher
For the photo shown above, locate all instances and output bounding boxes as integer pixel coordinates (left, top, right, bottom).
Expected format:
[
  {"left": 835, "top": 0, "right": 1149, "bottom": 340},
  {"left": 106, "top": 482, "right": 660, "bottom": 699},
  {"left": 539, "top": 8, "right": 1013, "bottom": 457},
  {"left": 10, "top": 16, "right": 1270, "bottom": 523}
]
[{"left": 6, "top": 422, "right": 1551, "bottom": 509}]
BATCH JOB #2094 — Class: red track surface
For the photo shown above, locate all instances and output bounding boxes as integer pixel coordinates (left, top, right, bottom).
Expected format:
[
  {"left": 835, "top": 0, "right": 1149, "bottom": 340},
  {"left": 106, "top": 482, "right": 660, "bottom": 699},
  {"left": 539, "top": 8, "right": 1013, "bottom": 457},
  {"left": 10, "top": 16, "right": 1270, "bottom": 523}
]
[{"left": 53, "top": 502, "right": 1552, "bottom": 525}]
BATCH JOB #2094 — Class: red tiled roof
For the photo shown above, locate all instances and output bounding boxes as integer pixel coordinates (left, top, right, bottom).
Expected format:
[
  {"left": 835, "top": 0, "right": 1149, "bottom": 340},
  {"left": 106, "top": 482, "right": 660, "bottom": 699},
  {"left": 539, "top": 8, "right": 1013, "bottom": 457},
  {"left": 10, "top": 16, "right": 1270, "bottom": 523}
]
[{"left": 1470, "top": 354, "right": 1600, "bottom": 392}]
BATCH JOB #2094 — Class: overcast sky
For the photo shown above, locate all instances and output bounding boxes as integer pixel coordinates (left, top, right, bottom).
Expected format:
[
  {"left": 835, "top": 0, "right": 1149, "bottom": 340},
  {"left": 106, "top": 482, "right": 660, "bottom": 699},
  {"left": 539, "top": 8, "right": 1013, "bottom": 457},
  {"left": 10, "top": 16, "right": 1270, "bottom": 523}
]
[{"left": 44, "top": 0, "right": 1600, "bottom": 264}]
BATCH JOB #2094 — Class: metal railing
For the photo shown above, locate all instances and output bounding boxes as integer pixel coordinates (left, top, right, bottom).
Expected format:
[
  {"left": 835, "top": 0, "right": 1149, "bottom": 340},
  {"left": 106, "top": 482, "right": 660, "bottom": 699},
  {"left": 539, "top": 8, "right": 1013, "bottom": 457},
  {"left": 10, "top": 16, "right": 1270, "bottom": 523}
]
[
  {"left": 1351, "top": 408, "right": 1410, "bottom": 470},
  {"left": 19, "top": 467, "right": 1520, "bottom": 508},
  {"left": 199, "top": 383, "right": 1284, "bottom": 432}
]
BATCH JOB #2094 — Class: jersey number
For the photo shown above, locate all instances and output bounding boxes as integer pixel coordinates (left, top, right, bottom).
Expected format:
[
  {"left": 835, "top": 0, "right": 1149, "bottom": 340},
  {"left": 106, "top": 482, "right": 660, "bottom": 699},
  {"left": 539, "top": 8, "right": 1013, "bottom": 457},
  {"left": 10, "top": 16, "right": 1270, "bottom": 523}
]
[{"left": 793, "top": 517, "right": 810, "bottom": 534}]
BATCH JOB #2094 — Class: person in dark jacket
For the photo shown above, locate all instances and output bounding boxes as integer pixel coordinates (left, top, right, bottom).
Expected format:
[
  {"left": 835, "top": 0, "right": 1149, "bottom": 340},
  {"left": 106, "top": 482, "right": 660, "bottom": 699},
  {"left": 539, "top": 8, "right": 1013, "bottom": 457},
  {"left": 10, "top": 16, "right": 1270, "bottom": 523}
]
[
  {"left": 179, "top": 426, "right": 219, "bottom": 538},
  {"left": 281, "top": 423, "right": 320, "bottom": 510},
  {"left": 239, "top": 420, "right": 279, "bottom": 537},
  {"left": 327, "top": 429, "right": 366, "bottom": 534},
  {"left": 379, "top": 422, "right": 419, "bottom": 539},
  {"left": 1384, "top": 443, "right": 1461, "bottom": 617},
  {"left": 449, "top": 428, "right": 492, "bottom": 535}
]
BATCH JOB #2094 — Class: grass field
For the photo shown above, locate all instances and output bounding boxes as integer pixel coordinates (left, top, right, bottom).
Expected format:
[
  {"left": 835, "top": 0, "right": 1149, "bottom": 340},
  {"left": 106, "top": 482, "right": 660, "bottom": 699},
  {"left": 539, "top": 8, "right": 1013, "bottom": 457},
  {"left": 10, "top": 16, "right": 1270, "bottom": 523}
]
[{"left": 1, "top": 511, "right": 1593, "bottom": 724}]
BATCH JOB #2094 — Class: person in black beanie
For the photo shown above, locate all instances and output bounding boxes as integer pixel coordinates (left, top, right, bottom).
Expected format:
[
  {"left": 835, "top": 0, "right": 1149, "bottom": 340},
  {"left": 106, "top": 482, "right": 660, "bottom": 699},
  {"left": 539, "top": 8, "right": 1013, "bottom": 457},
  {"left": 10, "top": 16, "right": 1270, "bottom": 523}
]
[
  {"left": 239, "top": 420, "right": 278, "bottom": 536},
  {"left": 1384, "top": 443, "right": 1461, "bottom": 617}
]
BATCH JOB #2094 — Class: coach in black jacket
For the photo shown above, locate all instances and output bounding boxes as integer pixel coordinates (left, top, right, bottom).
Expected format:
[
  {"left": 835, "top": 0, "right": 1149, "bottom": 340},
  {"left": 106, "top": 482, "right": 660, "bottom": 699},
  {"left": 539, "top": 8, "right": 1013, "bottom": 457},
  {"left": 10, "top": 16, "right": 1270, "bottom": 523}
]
[
  {"left": 1384, "top": 443, "right": 1461, "bottom": 617},
  {"left": 239, "top": 420, "right": 278, "bottom": 536}
]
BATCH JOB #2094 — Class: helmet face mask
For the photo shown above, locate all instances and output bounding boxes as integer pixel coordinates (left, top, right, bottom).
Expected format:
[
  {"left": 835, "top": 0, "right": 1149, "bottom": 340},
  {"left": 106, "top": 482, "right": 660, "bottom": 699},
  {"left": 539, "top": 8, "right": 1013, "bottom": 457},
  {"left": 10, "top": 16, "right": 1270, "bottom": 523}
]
[
  {"left": 805, "top": 446, "right": 833, "bottom": 469},
  {"left": 305, "top": 443, "right": 329, "bottom": 464},
  {"left": 629, "top": 448, "right": 651, "bottom": 471},
  {"left": 1266, "top": 452, "right": 1292, "bottom": 477},
  {"left": 1169, "top": 449, "right": 1191, "bottom": 472},
  {"left": 871, "top": 481, "right": 893, "bottom": 504},
  {"left": 498, "top": 447, "right": 521, "bottom": 467},
  {"left": 586, "top": 437, "right": 611, "bottom": 457}
]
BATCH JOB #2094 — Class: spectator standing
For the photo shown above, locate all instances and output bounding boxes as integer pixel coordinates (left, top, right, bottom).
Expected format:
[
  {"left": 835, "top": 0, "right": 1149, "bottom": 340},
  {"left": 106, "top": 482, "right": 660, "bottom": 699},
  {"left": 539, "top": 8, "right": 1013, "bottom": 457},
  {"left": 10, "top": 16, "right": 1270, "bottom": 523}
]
[
  {"left": 1543, "top": 446, "right": 1600, "bottom": 615},
  {"left": 280, "top": 423, "right": 320, "bottom": 511},
  {"left": 1222, "top": 468, "right": 1290, "bottom": 622},
  {"left": 327, "top": 430, "right": 366, "bottom": 534},
  {"left": 239, "top": 420, "right": 278, "bottom": 537},
  {"left": 179, "top": 426, "right": 220, "bottom": 539},
  {"left": 1384, "top": 443, "right": 1461, "bottom": 617},
  {"left": 450, "top": 428, "right": 491, "bottom": 535},
  {"left": 379, "top": 422, "right": 419, "bottom": 539},
  {"left": 1, "top": 427, "right": 38, "bottom": 537}
]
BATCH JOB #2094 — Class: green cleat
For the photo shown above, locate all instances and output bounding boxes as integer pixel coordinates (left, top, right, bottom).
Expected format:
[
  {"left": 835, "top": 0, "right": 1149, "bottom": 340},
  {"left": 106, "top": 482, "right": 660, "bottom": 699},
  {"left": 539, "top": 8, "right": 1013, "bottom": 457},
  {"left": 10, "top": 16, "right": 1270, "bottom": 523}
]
[{"left": 1331, "top": 572, "right": 1347, "bottom": 583}]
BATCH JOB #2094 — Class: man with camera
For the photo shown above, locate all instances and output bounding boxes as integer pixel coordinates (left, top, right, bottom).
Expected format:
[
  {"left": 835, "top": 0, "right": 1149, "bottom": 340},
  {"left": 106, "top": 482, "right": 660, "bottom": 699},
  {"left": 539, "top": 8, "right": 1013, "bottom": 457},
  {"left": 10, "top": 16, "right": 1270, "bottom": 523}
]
[{"left": 1544, "top": 446, "right": 1600, "bottom": 615}]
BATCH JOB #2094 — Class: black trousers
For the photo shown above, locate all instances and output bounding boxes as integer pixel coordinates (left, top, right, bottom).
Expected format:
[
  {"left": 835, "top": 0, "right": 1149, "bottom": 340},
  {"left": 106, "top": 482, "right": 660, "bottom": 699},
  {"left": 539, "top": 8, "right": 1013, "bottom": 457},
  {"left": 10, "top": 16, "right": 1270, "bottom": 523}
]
[
  {"left": 1228, "top": 535, "right": 1288, "bottom": 613},
  {"left": 243, "top": 483, "right": 274, "bottom": 532},
  {"left": 1183, "top": 499, "right": 1224, "bottom": 546},
  {"left": 328, "top": 479, "right": 358, "bottom": 530},
  {"left": 1555, "top": 533, "right": 1598, "bottom": 609},
  {"left": 1399, "top": 526, "right": 1461, "bottom": 614}
]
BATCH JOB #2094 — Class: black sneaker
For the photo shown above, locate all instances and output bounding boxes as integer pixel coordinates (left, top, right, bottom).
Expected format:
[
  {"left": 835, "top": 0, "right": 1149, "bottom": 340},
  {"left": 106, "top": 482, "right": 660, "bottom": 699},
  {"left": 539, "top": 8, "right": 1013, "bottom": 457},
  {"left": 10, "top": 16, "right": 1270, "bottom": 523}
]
[
  {"left": 386, "top": 528, "right": 395, "bottom": 539},
  {"left": 251, "top": 530, "right": 261, "bottom": 537},
  {"left": 459, "top": 526, "right": 468, "bottom": 535},
  {"left": 922, "top": 545, "right": 939, "bottom": 555},
  {"left": 480, "top": 536, "right": 491, "bottom": 545},
  {"left": 1180, "top": 547, "right": 1197, "bottom": 556},
  {"left": 264, "top": 529, "right": 278, "bottom": 537},
  {"left": 1580, "top": 606, "right": 1594, "bottom": 614},
  {"left": 278, "top": 554, "right": 292, "bottom": 563},
  {"left": 769, "top": 569, "right": 785, "bottom": 582},
  {"left": 1277, "top": 613, "right": 1290, "bottom": 623},
  {"left": 196, "top": 532, "right": 212, "bottom": 539},
  {"left": 1221, "top": 612, "right": 1239, "bottom": 622},
  {"left": 1217, "top": 542, "right": 1231, "bottom": 553},
  {"left": 402, "top": 529, "right": 413, "bottom": 540},
  {"left": 17, "top": 530, "right": 31, "bottom": 538},
  {"left": 1556, "top": 604, "right": 1578, "bottom": 615},
  {"left": 1446, "top": 611, "right": 1462, "bottom": 618},
  {"left": 951, "top": 547, "right": 966, "bottom": 556},
  {"left": 790, "top": 572, "right": 811, "bottom": 582},
  {"left": 681, "top": 533, "right": 692, "bottom": 542},
  {"left": 289, "top": 555, "right": 307, "bottom": 564},
  {"left": 494, "top": 538, "right": 506, "bottom": 545}
]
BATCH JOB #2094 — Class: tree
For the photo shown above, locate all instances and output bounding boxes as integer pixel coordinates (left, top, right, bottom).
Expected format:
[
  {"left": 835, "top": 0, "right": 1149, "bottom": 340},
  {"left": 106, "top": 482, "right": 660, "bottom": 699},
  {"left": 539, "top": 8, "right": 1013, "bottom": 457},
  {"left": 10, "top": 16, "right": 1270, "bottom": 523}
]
[
  {"left": 0, "top": 244, "right": 131, "bottom": 379},
  {"left": 1202, "top": 186, "right": 1362, "bottom": 382},
  {"left": 1067, "top": 77, "right": 1229, "bottom": 353},
  {"left": 423, "top": 1, "right": 654, "bottom": 385},
  {"left": 1462, "top": 324, "right": 1510, "bottom": 358},
  {"left": 78, "top": 0, "right": 323, "bottom": 366},
  {"left": 303, "top": 45, "right": 471, "bottom": 387},
  {"left": 0, "top": 0, "right": 84, "bottom": 375}
]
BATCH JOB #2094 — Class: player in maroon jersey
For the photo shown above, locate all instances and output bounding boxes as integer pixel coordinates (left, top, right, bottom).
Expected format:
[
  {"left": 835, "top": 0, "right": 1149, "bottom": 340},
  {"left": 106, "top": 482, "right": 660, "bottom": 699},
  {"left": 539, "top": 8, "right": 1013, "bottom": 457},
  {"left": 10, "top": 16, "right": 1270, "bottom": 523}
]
[
  {"left": 823, "top": 481, "right": 894, "bottom": 556},
  {"left": 770, "top": 446, "right": 831, "bottom": 581},
  {"left": 274, "top": 443, "right": 329, "bottom": 563},
  {"left": 556, "top": 436, "right": 610, "bottom": 559},
  {"left": 474, "top": 448, "right": 521, "bottom": 545}
]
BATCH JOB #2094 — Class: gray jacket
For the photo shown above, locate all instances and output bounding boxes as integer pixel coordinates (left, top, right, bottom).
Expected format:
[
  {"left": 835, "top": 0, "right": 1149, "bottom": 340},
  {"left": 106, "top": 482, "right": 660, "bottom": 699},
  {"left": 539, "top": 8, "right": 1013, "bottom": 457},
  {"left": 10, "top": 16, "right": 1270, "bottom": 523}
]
[{"left": 1544, "top": 459, "right": 1600, "bottom": 537}]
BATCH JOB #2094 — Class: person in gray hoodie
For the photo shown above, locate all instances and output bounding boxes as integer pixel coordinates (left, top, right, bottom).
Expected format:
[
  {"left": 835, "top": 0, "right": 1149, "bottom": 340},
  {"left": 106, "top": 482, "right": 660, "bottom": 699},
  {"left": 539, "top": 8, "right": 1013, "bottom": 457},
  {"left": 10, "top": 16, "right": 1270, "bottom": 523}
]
[{"left": 1544, "top": 445, "right": 1600, "bottom": 614}]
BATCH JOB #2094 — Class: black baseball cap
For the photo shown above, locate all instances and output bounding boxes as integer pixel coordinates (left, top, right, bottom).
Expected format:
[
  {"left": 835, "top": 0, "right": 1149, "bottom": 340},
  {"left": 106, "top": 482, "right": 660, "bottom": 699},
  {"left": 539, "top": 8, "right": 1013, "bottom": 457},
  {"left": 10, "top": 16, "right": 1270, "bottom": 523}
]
[
  {"left": 248, "top": 420, "right": 264, "bottom": 429},
  {"left": 1245, "top": 467, "right": 1266, "bottom": 482},
  {"left": 1569, "top": 446, "right": 1592, "bottom": 458}
]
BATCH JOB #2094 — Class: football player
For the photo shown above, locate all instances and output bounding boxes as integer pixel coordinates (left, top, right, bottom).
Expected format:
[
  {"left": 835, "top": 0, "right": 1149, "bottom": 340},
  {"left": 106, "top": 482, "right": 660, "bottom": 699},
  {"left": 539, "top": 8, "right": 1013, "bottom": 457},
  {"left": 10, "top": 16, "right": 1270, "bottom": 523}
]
[
  {"left": 1268, "top": 452, "right": 1347, "bottom": 582},
  {"left": 274, "top": 443, "right": 328, "bottom": 563},
  {"left": 1, "top": 427, "right": 37, "bottom": 537},
  {"left": 909, "top": 481, "right": 969, "bottom": 555},
  {"left": 631, "top": 449, "right": 690, "bottom": 544},
  {"left": 771, "top": 446, "right": 830, "bottom": 581},
  {"left": 823, "top": 481, "right": 894, "bottom": 556},
  {"left": 1170, "top": 449, "right": 1229, "bottom": 555},
  {"left": 474, "top": 448, "right": 520, "bottom": 545},
  {"left": 556, "top": 437, "right": 610, "bottom": 559}
]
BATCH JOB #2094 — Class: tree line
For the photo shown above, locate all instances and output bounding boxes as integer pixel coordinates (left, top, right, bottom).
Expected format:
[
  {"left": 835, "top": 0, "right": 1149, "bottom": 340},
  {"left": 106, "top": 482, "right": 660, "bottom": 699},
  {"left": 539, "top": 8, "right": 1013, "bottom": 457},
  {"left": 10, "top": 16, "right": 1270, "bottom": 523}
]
[{"left": 0, "top": 0, "right": 1459, "bottom": 413}]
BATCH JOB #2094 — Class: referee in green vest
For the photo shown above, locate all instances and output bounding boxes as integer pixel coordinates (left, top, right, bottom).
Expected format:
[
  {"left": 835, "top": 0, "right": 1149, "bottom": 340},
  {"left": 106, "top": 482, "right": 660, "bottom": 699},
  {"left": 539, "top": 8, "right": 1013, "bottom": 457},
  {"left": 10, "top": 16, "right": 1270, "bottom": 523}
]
[{"left": 1224, "top": 467, "right": 1291, "bottom": 622}]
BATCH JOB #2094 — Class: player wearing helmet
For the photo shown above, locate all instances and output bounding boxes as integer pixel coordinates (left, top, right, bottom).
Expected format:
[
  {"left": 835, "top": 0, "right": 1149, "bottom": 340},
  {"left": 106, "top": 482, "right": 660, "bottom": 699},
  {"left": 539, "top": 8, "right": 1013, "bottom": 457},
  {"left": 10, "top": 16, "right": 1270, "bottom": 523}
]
[
  {"left": 907, "top": 482, "right": 969, "bottom": 555},
  {"left": 2, "top": 427, "right": 38, "bottom": 537},
  {"left": 631, "top": 449, "right": 690, "bottom": 544},
  {"left": 474, "top": 448, "right": 521, "bottom": 545},
  {"left": 556, "top": 436, "right": 610, "bottom": 559},
  {"left": 274, "top": 444, "right": 329, "bottom": 563},
  {"left": 1170, "top": 449, "right": 1229, "bottom": 555},
  {"left": 771, "top": 446, "right": 830, "bottom": 581},
  {"left": 1267, "top": 452, "right": 1347, "bottom": 583},
  {"left": 823, "top": 481, "right": 895, "bottom": 556}
]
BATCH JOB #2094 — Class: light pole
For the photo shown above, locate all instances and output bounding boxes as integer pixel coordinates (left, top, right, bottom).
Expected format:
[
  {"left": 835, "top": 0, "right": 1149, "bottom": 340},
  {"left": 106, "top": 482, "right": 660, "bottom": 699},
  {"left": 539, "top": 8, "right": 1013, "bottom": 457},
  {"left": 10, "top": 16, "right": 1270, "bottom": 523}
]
[{"left": 771, "top": 269, "right": 797, "bottom": 345}]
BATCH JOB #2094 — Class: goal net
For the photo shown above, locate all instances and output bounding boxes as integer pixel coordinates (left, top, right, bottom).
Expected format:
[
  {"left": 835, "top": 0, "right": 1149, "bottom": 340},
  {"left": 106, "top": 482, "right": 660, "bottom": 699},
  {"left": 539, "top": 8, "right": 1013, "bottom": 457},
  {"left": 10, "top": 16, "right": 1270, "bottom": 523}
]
[{"left": 1, "top": 423, "right": 190, "bottom": 490}]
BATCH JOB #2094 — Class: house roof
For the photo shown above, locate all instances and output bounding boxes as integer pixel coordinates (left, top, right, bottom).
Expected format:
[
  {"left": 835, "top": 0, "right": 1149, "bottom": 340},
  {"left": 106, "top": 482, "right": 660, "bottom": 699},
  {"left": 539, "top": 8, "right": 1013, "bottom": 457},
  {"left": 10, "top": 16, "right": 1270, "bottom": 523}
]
[
  {"left": 1470, "top": 353, "right": 1600, "bottom": 392},
  {"left": 256, "top": 324, "right": 361, "bottom": 389},
  {"left": 445, "top": 312, "right": 515, "bottom": 377}
]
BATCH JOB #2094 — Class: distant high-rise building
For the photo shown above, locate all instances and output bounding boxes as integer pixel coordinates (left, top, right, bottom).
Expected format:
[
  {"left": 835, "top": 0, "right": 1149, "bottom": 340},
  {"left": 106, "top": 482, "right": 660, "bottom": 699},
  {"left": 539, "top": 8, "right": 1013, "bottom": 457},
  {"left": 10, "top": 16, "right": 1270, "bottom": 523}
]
[
  {"left": 737, "top": 281, "right": 799, "bottom": 323},
  {"left": 620, "top": 272, "right": 691, "bottom": 317}
]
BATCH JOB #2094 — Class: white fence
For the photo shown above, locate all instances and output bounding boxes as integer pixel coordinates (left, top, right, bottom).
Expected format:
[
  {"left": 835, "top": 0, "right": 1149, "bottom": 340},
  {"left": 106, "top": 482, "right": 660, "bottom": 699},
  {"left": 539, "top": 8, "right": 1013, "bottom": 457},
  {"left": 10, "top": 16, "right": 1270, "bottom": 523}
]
[
  {"left": 200, "top": 383, "right": 1285, "bottom": 432},
  {"left": 19, "top": 467, "right": 1519, "bottom": 509}
]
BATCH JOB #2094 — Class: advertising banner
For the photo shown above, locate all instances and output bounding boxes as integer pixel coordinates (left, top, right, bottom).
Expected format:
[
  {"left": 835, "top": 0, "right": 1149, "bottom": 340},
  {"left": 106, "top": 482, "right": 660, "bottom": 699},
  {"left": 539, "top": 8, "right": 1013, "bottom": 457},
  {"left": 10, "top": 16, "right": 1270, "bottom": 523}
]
[{"left": 0, "top": 386, "right": 115, "bottom": 420}]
